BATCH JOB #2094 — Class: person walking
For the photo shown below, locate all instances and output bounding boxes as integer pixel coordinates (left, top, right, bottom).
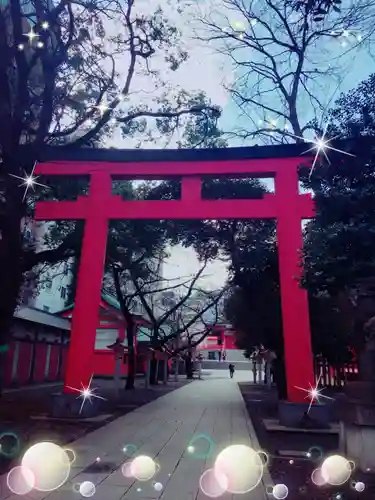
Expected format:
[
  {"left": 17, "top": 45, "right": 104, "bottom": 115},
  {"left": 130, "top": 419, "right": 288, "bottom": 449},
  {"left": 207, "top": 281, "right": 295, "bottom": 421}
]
[
  {"left": 264, "top": 349, "right": 277, "bottom": 388},
  {"left": 228, "top": 363, "right": 235, "bottom": 378},
  {"left": 197, "top": 353, "right": 203, "bottom": 379},
  {"left": 254, "top": 346, "right": 264, "bottom": 383},
  {"left": 107, "top": 337, "right": 126, "bottom": 398}
]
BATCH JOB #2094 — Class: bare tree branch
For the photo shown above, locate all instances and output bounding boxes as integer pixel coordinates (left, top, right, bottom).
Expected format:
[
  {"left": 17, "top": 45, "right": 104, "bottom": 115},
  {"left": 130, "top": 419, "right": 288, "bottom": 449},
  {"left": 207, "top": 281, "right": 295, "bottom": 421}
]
[{"left": 194, "top": 0, "right": 375, "bottom": 143}]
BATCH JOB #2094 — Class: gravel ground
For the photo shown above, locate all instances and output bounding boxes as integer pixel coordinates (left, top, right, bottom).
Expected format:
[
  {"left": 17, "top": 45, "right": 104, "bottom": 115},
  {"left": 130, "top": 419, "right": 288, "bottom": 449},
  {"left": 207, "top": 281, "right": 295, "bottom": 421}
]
[
  {"left": 239, "top": 382, "right": 375, "bottom": 500},
  {"left": 0, "top": 377, "right": 191, "bottom": 476}
]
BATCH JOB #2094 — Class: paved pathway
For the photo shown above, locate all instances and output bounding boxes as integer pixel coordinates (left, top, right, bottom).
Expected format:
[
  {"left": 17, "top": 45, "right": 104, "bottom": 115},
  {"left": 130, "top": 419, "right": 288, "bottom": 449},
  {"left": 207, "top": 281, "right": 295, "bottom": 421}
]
[{"left": 2, "top": 370, "right": 272, "bottom": 500}]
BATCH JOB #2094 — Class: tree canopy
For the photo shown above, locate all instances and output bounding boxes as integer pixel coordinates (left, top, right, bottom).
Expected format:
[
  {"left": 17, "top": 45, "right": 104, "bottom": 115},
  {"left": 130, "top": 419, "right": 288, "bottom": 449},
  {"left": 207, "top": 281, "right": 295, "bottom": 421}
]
[
  {"left": 223, "top": 76, "right": 375, "bottom": 364},
  {"left": 301, "top": 74, "right": 375, "bottom": 295},
  {"left": 300, "top": 75, "right": 375, "bottom": 359},
  {"left": 195, "top": 0, "right": 375, "bottom": 144},
  {"left": 0, "top": 0, "right": 224, "bottom": 359}
]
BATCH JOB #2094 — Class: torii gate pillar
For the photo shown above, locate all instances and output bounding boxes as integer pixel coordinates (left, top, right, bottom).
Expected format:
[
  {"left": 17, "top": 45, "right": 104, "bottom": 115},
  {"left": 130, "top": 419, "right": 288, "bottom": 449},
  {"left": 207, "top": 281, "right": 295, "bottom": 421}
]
[{"left": 34, "top": 149, "right": 317, "bottom": 417}]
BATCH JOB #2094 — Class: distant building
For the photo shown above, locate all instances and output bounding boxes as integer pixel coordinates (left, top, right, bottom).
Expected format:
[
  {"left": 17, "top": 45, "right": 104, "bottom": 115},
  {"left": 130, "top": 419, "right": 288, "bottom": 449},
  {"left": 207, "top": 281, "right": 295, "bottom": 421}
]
[
  {"left": 196, "top": 324, "right": 246, "bottom": 362},
  {"left": 25, "top": 221, "right": 166, "bottom": 320},
  {"left": 20, "top": 220, "right": 73, "bottom": 313}
]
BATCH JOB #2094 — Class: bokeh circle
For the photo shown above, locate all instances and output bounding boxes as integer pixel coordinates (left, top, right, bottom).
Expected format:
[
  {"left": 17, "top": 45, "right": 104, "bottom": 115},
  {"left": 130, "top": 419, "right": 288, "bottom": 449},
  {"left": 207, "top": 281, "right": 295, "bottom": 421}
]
[
  {"left": 187, "top": 434, "right": 215, "bottom": 460},
  {"left": 63, "top": 448, "right": 76, "bottom": 464},
  {"left": 21, "top": 441, "right": 71, "bottom": 491},
  {"left": 272, "top": 484, "right": 289, "bottom": 499},
  {"left": 0, "top": 432, "right": 20, "bottom": 458},
  {"left": 153, "top": 482, "right": 163, "bottom": 492},
  {"left": 79, "top": 481, "right": 96, "bottom": 497},
  {"left": 355, "top": 481, "right": 365, "bottom": 492},
  {"left": 214, "top": 444, "right": 263, "bottom": 494},
  {"left": 73, "top": 483, "right": 81, "bottom": 493},
  {"left": 321, "top": 455, "right": 352, "bottom": 486},
  {"left": 123, "top": 444, "right": 137, "bottom": 456},
  {"left": 311, "top": 468, "right": 327, "bottom": 486},
  {"left": 307, "top": 446, "right": 324, "bottom": 462},
  {"left": 121, "top": 461, "right": 133, "bottom": 478},
  {"left": 257, "top": 450, "right": 269, "bottom": 467},
  {"left": 199, "top": 468, "right": 228, "bottom": 498},
  {"left": 130, "top": 456, "right": 157, "bottom": 481},
  {"left": 7, "top": 466, "right": 35, "bottom": 495}
]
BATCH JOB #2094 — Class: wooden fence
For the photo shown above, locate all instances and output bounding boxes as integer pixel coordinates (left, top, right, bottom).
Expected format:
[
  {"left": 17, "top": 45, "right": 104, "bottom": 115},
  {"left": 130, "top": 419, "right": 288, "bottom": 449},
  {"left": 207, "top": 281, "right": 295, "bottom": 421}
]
[
  {"left": 250, "top": 357, "right": 359, "bottom": 389},
  {"left": 314, "top": 357, "right": 359, "bottom": 389}
]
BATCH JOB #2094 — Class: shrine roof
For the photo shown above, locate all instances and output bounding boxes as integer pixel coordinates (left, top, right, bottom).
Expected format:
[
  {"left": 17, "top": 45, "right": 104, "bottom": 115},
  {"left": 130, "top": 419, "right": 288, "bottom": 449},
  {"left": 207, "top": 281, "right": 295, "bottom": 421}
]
[
  {"left": 15, "top": 305, "right": 71, "bottom": 331},
  {"left": 57, "top": 293, "right": 120, "bottom": 314},
  {"left": 33, "top": 137, "right": 362, "bottom": 164},
  {"left": 57, "top": 293, "right": 151, "bottom": 325}
]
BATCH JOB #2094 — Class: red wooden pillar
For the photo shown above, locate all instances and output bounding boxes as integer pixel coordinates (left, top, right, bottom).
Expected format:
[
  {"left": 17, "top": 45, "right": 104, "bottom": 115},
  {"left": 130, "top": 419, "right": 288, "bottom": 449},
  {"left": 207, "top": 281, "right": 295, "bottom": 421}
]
[
  {"left": 118, "top": 325, "right": 125, "bottom": 342},
  {"left": 275, "top": 166, "right": 314, "bottom": 403},
  {"left": 63, "top": 172, "right": 110, "bottom": 393}
]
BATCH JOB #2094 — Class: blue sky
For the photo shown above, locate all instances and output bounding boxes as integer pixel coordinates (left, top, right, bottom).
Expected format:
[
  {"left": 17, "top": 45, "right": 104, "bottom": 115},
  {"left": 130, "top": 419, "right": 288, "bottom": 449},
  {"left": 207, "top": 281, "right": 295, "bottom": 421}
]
[
  {"left": 109, "top": 0, "right": 375, "bottom": 289},
  {"left": 217, "top": 31, "right": 375, "bottom": 146}
]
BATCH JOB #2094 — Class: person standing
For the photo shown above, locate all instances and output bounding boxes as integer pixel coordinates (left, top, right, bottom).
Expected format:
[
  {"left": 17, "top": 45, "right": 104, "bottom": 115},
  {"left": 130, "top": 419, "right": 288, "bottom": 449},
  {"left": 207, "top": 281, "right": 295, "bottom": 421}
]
[
  {"left": 197, "top": 353, "right": 203, "bottom": 379},
  {"left": 264, "top": 349, "right": 277, "bottom": 388},
  {"left": 228, "top": 363, "right": 235, "bottom": 378},
  {"left": 107, "top": 337, "right": 126, "bottom": 397},
  {"left": 254, "top": 346, "right": 264, "bottom": 383}
]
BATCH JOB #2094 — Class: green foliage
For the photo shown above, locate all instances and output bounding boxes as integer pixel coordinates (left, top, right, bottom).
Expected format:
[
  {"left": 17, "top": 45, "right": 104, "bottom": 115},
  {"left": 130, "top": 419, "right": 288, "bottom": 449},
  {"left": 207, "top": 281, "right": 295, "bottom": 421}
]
[
  {"left": 224, "top": 246, "right": 283, "bottom": 353},
  {"left": 299, "top": 74, "right": 375, "bottom": 362},
  {"left": 327, "top": 73, "right": 375, "bottom": 138},
  {"left": 153, "top": 179, "right": 272, "bottom": 261},
  {"left": 289, "top": 0, "right": 341, "bottom": 21},
  {"left": 300, "top": 152, "right": 375, "bottom": 295}
]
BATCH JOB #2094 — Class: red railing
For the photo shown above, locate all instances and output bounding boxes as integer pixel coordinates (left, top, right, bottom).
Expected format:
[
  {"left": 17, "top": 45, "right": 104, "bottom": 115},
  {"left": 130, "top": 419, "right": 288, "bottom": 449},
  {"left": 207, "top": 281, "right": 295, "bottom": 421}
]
[
  {"left": 314, "top": 357, "right": 359, "bottom": 389},
  {"left": 250, "top": 357, "right": 359, "bottom": 389}
]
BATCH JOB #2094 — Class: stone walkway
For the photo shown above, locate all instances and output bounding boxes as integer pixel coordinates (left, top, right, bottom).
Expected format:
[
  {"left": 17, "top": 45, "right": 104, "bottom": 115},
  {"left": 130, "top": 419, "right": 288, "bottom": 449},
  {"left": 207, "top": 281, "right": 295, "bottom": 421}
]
[{"left": 3, "top": 370, "right": 272, "bottom": 500}]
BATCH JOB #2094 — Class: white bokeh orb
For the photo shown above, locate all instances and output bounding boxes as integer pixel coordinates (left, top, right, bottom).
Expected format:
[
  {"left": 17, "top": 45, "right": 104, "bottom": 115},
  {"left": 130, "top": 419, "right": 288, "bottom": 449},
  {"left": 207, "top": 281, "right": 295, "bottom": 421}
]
[
  {"left": 321, "top": 455, "right": 351, "bottom": 486},
  {"left": 311, "top": 468, "right": 326, "bottom": 486},
  {"left": 355, "top": 481, "right": 365, "bottom": 492},
  {"left": 79, "top": 481, "right": 96, "bottom": 497},
  {"left": 154, "top": 482, "right": 163, "bottom": 492},
  {"left": 199, "top": 468, "right": 228, "bottom": 498},
  {"left": 272, "top": 483, "right": 289, "bottom": 499},
  {"left": 130, "top": 455, "right": 157, "bottom": 481},
  {"left": 21, "top": 441, "right": 71, "bottom": 491},
  {"left": 7, "top": 466, "right": 35, "bottom": 495},
  {"left": 214, "top": 444, "right": 264, "bottom": 494}
]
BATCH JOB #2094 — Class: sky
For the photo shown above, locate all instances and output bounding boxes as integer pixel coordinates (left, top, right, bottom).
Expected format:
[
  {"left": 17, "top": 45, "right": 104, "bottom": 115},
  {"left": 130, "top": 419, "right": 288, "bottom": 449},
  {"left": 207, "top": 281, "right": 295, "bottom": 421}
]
[{"left": 105, "top": 0, "right": 375, "bottom": 291}]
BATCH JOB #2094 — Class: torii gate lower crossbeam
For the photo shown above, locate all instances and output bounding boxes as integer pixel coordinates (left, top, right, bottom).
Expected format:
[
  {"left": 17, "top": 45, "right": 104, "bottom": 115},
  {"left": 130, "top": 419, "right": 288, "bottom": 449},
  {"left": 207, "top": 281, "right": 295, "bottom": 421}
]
[{"left": 35, "top": 152, "right": 315, "bottom": 404}]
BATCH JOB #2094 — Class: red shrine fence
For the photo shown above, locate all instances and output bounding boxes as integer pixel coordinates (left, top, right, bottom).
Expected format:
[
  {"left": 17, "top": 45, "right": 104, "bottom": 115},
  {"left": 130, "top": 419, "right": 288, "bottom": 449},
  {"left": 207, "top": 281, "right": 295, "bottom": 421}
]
[{"left": 35, "top": 149, "right": 314, "bottom": 403}]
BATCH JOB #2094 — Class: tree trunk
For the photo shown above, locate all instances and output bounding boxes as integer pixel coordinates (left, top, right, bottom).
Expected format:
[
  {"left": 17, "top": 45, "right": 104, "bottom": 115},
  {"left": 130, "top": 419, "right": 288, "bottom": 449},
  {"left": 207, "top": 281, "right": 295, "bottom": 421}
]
[
  {"left": 145, "top": 358, "right": 150, "bottom": 388},
  {"left": 149, "top": 354, "right": 157, "bottom": 385},
  {"left": 125, "top": 322, "right": 136, "bottom": 390},
  {"left": 274, "top": 356, "right": 287, "bottom": 400},
  {"left": 28, "top": 329, "right": 38, "bottom": 383},
  {"left": 156, "top": 359, "right": 167, "bottom": 383},
  {"left": 57, "top": 331, "right": 65, "bottom": 379},
  {"left": 163, "top": 359, "right": 168, "bottom": 384},
  {"left": 185, "top": 353, "right": 194, "bottom": 379},
  {"left": 0, "top": 190, "right": 24, "bottom": 397}
]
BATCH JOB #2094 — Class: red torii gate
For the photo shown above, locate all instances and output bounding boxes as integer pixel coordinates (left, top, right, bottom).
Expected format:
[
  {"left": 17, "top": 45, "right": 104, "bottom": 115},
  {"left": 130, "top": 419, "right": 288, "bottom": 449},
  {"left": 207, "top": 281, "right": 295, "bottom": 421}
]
[{"left": 34, "top": 145, "right": 315, "bottom": 403}]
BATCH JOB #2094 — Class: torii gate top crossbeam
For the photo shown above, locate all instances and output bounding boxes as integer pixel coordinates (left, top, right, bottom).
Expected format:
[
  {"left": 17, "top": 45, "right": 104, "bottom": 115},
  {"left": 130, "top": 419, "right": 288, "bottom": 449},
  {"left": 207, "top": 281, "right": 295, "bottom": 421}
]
[
  {"left": 35, "top": 157, "right": 305, "bottom": 179},
  {"left": 34, "top": 143, "right": 314, "bottom": 179},
  {"left": 33, "top": 145, "right": 315, "bottom": 221}
]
